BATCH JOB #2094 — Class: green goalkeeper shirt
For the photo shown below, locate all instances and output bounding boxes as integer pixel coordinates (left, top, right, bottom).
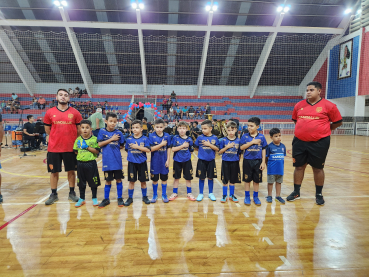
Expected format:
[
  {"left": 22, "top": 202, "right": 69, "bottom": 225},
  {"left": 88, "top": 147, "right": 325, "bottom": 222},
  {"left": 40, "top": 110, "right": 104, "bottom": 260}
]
[{"left": 73, "top": 135, "right": 100, "bottom": 162}]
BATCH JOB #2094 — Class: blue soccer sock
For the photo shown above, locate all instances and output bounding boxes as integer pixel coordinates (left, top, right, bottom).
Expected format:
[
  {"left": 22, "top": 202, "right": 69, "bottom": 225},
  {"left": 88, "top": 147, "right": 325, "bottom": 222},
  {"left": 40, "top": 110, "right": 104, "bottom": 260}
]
[
  {"left": 104, "top": 184, "right": 111, "bottom": 199},
  {"left": 173, "top": 188, "right": 178, "bottom": 194},
  {"left": 230, "top": 185, "right": 235, "bottom": 195},
  {"left": 208, "top": 179, "right": 214, "bottom": 194},
  {"left": 142, "top": 188, "right": 147, "bottom": 197},
  {"left": 162, "top": 184, "right": 167, "bottom": 196},
  {"left": 199, "top": 179, "right": 205, "bottom": 194},
  {"left": 152, "top": 183, "right": 158, "bottom": 197},
  {"left": 128, "top": 189, "right": 134, "bottom": 198},
  {"left": 245, "top": 191, "right": 250, "bottom": 197},
  {"left": 223, "top": 186, "right": 227, "bottom": 196},
  {"left": 187, "top": 187, "right": 192, "bottom": 194},
  {"left": 116, "top": 182, "right": 123, "bottom": 199},
  {"left": 253, "top": 191, "right": 258, "bottom": 198}
]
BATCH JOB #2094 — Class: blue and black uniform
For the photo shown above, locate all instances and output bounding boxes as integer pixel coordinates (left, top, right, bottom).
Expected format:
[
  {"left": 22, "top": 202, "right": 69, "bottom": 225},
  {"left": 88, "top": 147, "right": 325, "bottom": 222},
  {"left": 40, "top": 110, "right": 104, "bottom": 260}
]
[
  {"left": 194, "top": 134, "right": 219, "bottom": 179},
  {"left": 171, "top": 135, "right": 194, "bottom": 180},
  {"left": 149, "top": 132, "right": 171, "bottom": 182},
  {"left": 125, "top": 135, "right": 151, "bottom": 182},
  {"left": 240, "top": 132, "right": 268, "bottom": 183},
  {"left": 220, "top": 137, "right": 242, "bottom": 185}
]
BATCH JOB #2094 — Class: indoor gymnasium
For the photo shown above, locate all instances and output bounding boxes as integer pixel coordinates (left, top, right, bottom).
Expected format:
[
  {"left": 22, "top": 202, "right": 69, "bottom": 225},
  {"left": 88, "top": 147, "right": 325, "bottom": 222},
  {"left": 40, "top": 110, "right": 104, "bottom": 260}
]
[{"left": 0, "top": 0, "right": 368, "bottom": 276}]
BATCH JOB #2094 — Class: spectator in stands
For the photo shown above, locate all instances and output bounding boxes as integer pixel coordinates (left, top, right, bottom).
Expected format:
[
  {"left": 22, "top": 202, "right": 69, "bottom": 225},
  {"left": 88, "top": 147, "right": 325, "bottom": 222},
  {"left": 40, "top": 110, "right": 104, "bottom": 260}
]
[
  {"left": 37, "top": 96, "right": 46, "bottom": 109},
  {"left": 68, "top": 88, "right": 73, "bottom": 95},
  {"left": 205, "top": 103, "right": 211, "bottom": 115},
  {"left": 29, "top": 97, "right": 38, "bottom": 109},
  {"left": 0, "top": 100, "right": 5, "bottom": 113},
  {"left": 195, "top": 106, "right": 202, "bottom": 119},
  {"left": 171, "top": 91, "right": 177, "bottom": 102},
  {"left": 96, "top": 101, "right": 102, "bottom": 110},
  {"left": 23, "top": 115, "right": 41, "bottom": 150},
  {"left": 124, "top": 118, "right": 131, "bottom": 136},
  {"left": 181, "top": 105, "right": 188, "bottom": 118},
  {"left": 49, "top": 100, "right": 56, "bottom": 108},
  {"left": 104, "top": 101, "right": 109, "bottom": 113},
  {"left": 188, "top": 105, "right": 195, "bottom": 119},
  {"left": 88, "top": 108, "right": 104, "bottom": 137},
  {"left": 142, "top": 117, "right": 152, "bottom": 136},
  {"left": 11, "top": 93, "right": 18, "bottom": 101},
  {"left": 169, "top": 106, "right": 174, "bottom": 121},
  {"left": 175, "top": 105, "right": 181, "bottom": 119},
  {"left": 13, "top": 100, "right": 20, "bottom": 114},
  {"left": 6, "top": 100, "right": 11, "bottom": 114}
]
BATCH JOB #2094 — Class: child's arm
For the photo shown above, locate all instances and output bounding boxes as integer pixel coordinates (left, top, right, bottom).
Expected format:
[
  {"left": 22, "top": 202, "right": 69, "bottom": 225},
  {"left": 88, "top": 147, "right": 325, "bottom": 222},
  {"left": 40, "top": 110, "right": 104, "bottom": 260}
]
[
  {"left": 202, "top": 140, "right": 219, "bottom": 151},
  {"left": 260, "top": 148, "right": 266, "bottom": 170},
  {"left": 166, "top": 147, "right": 171, "bottom": 167},
  {"left": 240, "top": 138, "right": 261, "bottom": 150},
  {"left": 87, "top": 147, "right": 99, "bottom": 155},
  {"left": 98, "top": 134, "right": 120, "bottom": 147},
  {"left": 218, "top": 141, "right": 234, "bottom": 154},
  {"left": 151, "top": 139, "right": 167, "bottom": 152},
  {"left": 129, "top": 141, "right": 151, "bottom": 152},
  {"left": 172, "top": 142, "right": 188, "bottom": 152}
]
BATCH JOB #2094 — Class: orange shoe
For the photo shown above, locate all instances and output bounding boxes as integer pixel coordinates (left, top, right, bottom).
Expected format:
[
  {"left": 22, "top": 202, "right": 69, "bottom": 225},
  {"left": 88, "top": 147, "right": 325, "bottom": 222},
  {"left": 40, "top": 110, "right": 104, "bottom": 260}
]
[
  {"left": 169, "top": 193, "right": 178, "bottom": 201},
  {"left": 187, "top": 193, "right": 196, "bottom": 201}
]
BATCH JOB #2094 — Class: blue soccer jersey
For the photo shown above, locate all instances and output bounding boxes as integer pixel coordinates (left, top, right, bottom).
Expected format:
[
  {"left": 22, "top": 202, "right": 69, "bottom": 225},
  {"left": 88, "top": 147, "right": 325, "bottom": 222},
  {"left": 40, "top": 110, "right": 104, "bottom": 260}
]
[
  {"left": 194, "top": 134, "right": 219, "bottom": 161},
  {"left": 240, "top": 132, "right": 268, "bottom": 160},
  {"left": 149, "top": 132, "right": 172, "bottom": 175},
  {"left": 125, "top": 135, "right": 151, "bottom": 164},
  {"left": 97, "top": 128, "right": 125, "bottom": 171},
  {"left": 266, "top": 142, "right": 286, "bottom": 176},
  {"left": 171, "top": 135, "right": 193, "bottom": 163},
  {"left": 220, "top": 137, "right": 242, "bottom": 162}
]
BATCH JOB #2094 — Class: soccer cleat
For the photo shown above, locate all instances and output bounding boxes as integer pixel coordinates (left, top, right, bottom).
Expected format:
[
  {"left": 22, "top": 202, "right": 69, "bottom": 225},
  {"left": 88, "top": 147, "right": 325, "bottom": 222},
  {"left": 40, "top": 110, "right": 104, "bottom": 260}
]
[
  {"left": 208, "top": 193, "right": 216, "bottom": 201},
  {"left": 244, "top": 196, "right": 251, "bottom": 205},
  {"left": 229, "top": 195, "right": 238, "bottom": 203},
  {"left": 0, "top": 194, "right": 3, "bottom": 204},
  {"left": 98, "top": 199, "right": 110, "bottom": 209},
  {"left": 92, "top": 198, "right": 99, "bottom": 206},
  {"left": 254, "top": 197, "right": 261, "bottom": 206},
  {"left": 162, "top": 195, "right": 169, "bottom": 203},
  {"left": 316, "top": 194, "right": 325, "bottom": 205},
  {"left": 75, "top": 199, "right": 85, "bottom": 208},
  {"left": 142, "top": 196, "right": 151, "bottom": 205},
  {"left": 151, "top": 195, "right": 158, "bottom": 203},
  {"left": 187, "top": 193, "right": 196, "bottom": 201},
  {"left": 45, "top": 193, "right": 58, "bottom": 205},
  {"left": 117, "top": 198, "right": 124, "bottom": 207},
  {"left": 221, "top": 195, "right": 227, "bottom": 203},
  {"left": 276, "top": 196, "right": 285, "bottom": 204},
  {"left": 68, "top": 191, "right": 79, "bottom": 202},
  {"left": 266, "top": 196, "right": 273, "bottom": 203},
  {"left": 287, "top": 191, "right": 300, "bottom": 202},
  {"left": 168, "top": 193, "right": 178, "bottom": 201},
  {"left": 196, "top": 193, "right": 204, "bottom": 202},
  {"left": 124, "top": 197, "right": 133, "bottom": 206}
]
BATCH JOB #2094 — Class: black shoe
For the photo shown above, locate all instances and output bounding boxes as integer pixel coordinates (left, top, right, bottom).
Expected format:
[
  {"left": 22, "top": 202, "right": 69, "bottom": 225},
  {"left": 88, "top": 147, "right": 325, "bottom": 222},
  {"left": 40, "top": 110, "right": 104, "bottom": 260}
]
[
  {"left": 286, "top": 191, "right": 300, "bottom": 202},
  {"left": 45, "top": 193, "right": 58, "bottom": 205},
  {"left": 142, "top": 196, "right": 150, "bottom": 205},
  {"left": 0, "top": 194, "right": 3, "bottom": 204},
  {"left": 68, "top": 191, "right": 79, "bottom": 202},
  {"left": 98, "top": 199, "right": 110, "bottom": 209},
  {"left": 124, "top": 197, "right": 133, "bottom": 206},
  {"left": 117, "top": 198, "right": 124, "bottom": 207},
  {"left": 316, "top": 194, "right": 325, "bottom": 205}
]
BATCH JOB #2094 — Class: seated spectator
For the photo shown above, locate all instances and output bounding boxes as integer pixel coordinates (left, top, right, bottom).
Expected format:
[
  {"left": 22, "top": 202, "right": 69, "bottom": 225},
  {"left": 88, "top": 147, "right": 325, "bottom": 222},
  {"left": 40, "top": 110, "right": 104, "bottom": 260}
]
[
  {"left": 37, "top": 96, "right": 46, "bottom": 109},
  {"left": 188, "top": 106, "right": 195, "bottom": 119},
  {"left": 23, "top": 115, "right": 41, "bottom": 150},
  {"left": 1, "top": 100, "right": 6, "bottom": 113},
  {"left": 170, "top": 91, "right": 177, "bottom": 102},
  {"left": 169, "top": 106, "right": 174, "bottom": 120},
  {"left": 205, "top": 103, "right": 211, "bottom": 115},
  {"left": 175, "top": 106, "right": 181, "bottom": 119},
  {"left": 11, "top": 93, "right": 18, "bottom": 101},
  {"left": 6, "top": 100, "right": 11, "bottom": 114},
  {"left": 96, "top": 101, "right": 102, "bottom": 109},
  {"left": 181, "top": 105, "right": 188, "bottom": 118},
  {"left": 12, "top": 100, "right": 20, "bottom": 114},
  {"left": 196, "top": 106, "right": 202, "bottom": 119},
  {"left": 49, "top": 100, "right": 56, "bottom": 108},
  {"left": 30, "top": 97, "right": 38, "bottom": 109}
]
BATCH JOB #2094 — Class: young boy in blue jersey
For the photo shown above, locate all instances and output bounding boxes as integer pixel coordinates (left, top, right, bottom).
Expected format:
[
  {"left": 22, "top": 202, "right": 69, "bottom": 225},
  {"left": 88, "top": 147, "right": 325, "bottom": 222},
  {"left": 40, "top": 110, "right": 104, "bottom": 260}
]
[
  {"left": 169, "top": 121, "right": 195, "bottom": 201},
  {"left": 240, "top": 117, "right": 267, "bottom": 206},
  {"left": 194, "top": 120, "right": 219, "bottom": 202},
  {"left": 97, "top": 113, "right": 125, "bottom": 208},
  {"left": 149, "top": 118, "right": 171, "bottom": 203},
  {"left": 124, "top": 119, "right": 151, "bottom": 206},
  {"left": 266, "top": 128, "right": 286, "bottom": 204},
  {"left": 219, "top": 121, "right": 242, "bottom": 203}
]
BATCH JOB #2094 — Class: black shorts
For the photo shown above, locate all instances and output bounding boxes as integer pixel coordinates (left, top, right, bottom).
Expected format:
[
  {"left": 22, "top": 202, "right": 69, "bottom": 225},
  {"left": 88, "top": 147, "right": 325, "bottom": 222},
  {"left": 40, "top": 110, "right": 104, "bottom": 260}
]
[
  {"left": 173, "top": 160, "right": 193, "bottom": 180},
  {"left": 292, "top": 136, "right": 330, "bottom": 169},
  {"left": 77, "top": 160, "right": 101, "bottom": 188},
  {"left": 47, "top": 152, "right": 77, "bottom": 173},
  {"left": 221, "top": 160, "right": 241, "bottom": 185},
  {"left": 242, "top": 159, "right": 262, "bottom": 183},
  {"left": 196, "top": 159, "right": 217, "bottom": 179},
  {"left": 128, "top": 162, "right": 149, "bottom": 182},
  {"left": 151, "top": 173, "right": 168, "bottom": 182},
  {"left": 104, "top": 170, "right": 124, "bottom": 182}
]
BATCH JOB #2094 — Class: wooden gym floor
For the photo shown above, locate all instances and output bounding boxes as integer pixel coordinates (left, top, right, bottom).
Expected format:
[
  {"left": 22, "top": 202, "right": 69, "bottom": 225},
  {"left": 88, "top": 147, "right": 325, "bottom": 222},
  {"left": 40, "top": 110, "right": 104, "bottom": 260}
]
[{"left": 0, "top": 135, "right": 368, "bottom": 277}]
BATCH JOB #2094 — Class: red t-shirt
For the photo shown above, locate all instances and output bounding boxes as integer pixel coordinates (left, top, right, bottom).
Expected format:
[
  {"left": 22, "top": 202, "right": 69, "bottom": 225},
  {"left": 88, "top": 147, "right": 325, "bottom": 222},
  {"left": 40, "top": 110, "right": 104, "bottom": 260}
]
[
  {"left": 292, "top": 98, "right": 342, "bottom": 142},
  {"left": 44, "top": 107, "right": 82, "bottom": 153}
]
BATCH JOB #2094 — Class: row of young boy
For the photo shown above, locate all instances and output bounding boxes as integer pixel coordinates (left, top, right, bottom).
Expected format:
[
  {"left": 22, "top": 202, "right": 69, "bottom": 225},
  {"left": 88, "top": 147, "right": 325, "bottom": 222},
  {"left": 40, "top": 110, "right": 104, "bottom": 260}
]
[{"left": 73, "top": 113, "right": 286, "bottom": 208}]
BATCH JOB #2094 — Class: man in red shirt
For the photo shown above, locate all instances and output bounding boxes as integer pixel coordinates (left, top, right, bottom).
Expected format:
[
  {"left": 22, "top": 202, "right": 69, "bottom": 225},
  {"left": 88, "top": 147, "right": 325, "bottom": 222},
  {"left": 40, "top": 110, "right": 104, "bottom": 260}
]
[
  {"left": 287, "top": 81, "right": 342, "bottom": 205},
  {"left": 44, "top": 89, "right": 82, "bottom": 205}
]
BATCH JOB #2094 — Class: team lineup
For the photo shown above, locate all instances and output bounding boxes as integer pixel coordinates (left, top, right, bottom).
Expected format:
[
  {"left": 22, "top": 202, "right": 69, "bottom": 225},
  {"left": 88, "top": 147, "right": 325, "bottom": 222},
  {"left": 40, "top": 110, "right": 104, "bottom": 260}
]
[{"left": 39, "top": 81, "right": 342, "bottom": 209}]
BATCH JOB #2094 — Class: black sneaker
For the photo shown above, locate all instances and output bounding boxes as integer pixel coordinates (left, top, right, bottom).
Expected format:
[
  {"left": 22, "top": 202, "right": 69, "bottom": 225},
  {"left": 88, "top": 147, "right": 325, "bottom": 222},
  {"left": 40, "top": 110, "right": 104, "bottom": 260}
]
[
  {"left": 68, "top": 191, "right": 79, "bottom": 202},
  {"left": 45, "top": 193, "right": 58, "bottom": 205},
  {"left": 0, "top": 194, "right": 3, "bottom": 204},
  {"left": 117, "top": 198, "right": 124, "bottom": 207},
  {"left": 124, "top": 197, "right": 133, "bottom": 206},
  {"left": 286, "top": 191, "right": 300, "bottom": 202},
  {"left": 142, "top": 196, "right": 150, "bottom": 205},
  {"left": 316, "top": 194, "right": 325, "bottom": 205},
  {"left": 98, "top": 199, "right": 110, "bottom": 209}
]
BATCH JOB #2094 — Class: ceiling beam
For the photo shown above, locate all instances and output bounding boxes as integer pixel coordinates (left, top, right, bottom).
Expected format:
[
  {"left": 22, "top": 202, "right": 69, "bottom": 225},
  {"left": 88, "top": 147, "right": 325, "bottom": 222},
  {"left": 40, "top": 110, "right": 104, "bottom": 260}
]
[
  {"left": 0, "top": 27, "right": 36, "bottom": 96},
  {"left": 0, "top": 19, "right": 344, "bottom": 35},
  {"left": 197, "top": 11, "right": 213, "bottom": 98},
  {"left": 58, "top": 7, "right": 93, "bottom": 97},
  {"left": 136, "top": 9, "right": 147, "bottom": 94}
]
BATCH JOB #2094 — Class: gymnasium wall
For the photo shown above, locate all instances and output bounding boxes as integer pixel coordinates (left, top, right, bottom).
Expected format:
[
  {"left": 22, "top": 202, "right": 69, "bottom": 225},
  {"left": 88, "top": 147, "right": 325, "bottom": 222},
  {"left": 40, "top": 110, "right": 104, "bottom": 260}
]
[
  {"left": 330, "top": 96, "right": 355, "bottom": 117},
  {"left": 358, "top": 29, "right": 369, "bottom": 96}
]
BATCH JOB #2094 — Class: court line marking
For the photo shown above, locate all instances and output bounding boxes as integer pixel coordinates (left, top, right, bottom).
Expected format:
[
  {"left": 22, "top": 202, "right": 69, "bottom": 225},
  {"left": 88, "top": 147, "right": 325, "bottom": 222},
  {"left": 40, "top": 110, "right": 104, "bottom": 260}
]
[
  {"left": 263, "top": 237, "right": 274, "bottom": 245},
  {"left": 243, "top": 212, "right": 249, "bottom": 218},
  {"left": 279, "top": 256, "right": 291, "bottom": 266},
  {"left": 252, "top": 223, "right": 260, "bottom": 230},
  {"left": 235, "top": 203, "right": 241, "bottom": 208}
]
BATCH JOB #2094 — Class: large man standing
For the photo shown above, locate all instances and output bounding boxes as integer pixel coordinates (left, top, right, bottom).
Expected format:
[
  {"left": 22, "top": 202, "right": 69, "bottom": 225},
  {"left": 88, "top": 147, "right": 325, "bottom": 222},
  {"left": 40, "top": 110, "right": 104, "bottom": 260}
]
[
  {"left": 287, "top": 82, "right": 342, "bottom": 205},
  {"left": 44, "top": 89, "right": 82, "bottom": 205},
  {"left": 88, "top": 108, "right": 104, "bottom": 137}
]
